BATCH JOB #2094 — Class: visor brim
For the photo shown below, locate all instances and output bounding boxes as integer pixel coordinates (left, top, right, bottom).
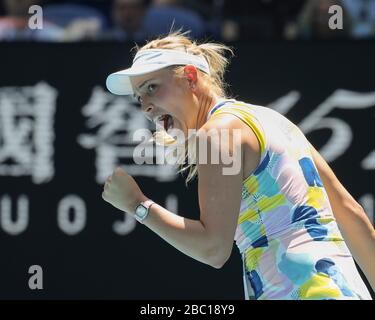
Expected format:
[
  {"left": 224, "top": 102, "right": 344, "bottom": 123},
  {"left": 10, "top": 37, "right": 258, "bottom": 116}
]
[{"left": 106, "top": 64, "right": 174, "bottom": 95}]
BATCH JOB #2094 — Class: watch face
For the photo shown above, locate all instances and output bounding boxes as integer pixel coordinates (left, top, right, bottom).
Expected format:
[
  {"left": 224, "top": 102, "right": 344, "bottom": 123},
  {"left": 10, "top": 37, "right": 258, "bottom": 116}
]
[{"left": 136, "top": 205, "right": 148, "bottom": 218}]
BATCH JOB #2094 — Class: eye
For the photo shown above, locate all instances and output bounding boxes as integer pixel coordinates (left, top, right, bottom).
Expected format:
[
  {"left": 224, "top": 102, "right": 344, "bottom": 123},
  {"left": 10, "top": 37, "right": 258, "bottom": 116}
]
[
  {"left": 147, "top": 84, "right": 158, "bottom": 95},
  {"left": 134, "top": 94, "right": 142, "bottom": 104}
]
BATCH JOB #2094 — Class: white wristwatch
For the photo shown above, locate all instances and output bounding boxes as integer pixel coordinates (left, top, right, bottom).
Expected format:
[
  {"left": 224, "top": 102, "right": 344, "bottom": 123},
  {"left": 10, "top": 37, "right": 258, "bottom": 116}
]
[{"left": 134, "top": 199, "right": 155, "bottom": 223}]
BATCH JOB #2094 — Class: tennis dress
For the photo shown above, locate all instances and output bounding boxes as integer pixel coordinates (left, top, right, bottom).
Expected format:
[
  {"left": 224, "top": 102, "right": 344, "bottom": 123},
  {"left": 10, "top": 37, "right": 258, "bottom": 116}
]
[{"left": 207, "top": 99, "right": 372, "bottom": 300}]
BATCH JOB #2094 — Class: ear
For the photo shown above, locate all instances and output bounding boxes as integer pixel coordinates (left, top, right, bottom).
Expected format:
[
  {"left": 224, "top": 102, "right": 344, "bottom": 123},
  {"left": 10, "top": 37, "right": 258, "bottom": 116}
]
[{"left": 183, "top": 65, "right": 198, "bottom": 90}]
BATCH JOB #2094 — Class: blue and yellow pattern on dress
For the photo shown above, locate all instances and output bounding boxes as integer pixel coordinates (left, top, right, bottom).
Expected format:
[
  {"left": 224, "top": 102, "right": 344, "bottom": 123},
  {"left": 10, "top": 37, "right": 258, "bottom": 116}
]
[{"left": 208, "top": 99, "right": 371, "bottom": 300}]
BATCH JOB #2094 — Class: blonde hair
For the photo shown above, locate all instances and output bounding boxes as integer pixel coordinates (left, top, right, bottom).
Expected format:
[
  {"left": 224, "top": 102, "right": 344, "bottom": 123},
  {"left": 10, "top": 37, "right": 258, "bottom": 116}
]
[{"left": 134, "top": 30, "right": 234, "bottom": 183}]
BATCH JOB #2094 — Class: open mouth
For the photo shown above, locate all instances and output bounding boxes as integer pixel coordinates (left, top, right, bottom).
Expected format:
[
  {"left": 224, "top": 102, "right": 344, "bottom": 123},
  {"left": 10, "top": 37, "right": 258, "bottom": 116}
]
[{"left": 156, "top": 114, "right": 174, "bottom": 131}]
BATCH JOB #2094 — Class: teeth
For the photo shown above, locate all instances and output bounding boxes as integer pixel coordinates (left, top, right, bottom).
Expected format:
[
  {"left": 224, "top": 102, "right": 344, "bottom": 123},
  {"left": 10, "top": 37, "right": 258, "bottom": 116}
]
[
  {"left": 154, "top": 114, "right": 166, "bottom": 123},
  {"left": 153, "top": 114, "right": 173, "bottom": 131},
  {"left": 153, "top": 116, "right": 160, "bottom": 123}
]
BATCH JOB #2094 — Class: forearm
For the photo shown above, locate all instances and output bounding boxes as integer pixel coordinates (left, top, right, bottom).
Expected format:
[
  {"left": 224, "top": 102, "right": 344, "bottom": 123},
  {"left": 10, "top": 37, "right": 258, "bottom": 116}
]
[
  {"left": 310, "top": 143, "right": 375, "bottom": 290},
  {"left": 140, "top": 202, "right": 222, "bottom": 268},
  {"left": 318, "top": 170, "right": 375, "bottom": 291},
  {"left": 326, "top": 192, "right": 375, "bottom": 291}
]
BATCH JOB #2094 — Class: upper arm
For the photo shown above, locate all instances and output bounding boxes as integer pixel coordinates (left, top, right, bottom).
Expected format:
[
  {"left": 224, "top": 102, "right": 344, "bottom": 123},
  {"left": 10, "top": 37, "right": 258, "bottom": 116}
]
[{"left": 196, "top": 114, "right": 259, "bottom": 265}]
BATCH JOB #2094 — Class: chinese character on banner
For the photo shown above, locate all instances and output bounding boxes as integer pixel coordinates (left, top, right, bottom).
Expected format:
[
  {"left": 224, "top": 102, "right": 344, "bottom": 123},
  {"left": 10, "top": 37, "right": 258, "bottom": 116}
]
[
  {"left": 78, "top": 87, "right": 177, "bottom": 184},
  {"left": 0, "top": 82, "right": 57, "bottom": 184}
]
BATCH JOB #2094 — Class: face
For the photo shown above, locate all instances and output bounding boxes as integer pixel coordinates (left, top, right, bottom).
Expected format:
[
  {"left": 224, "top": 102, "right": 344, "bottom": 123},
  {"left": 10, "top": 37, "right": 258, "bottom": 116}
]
[{"left": 130, "top": 67, "right": 198, "bottom": 136}]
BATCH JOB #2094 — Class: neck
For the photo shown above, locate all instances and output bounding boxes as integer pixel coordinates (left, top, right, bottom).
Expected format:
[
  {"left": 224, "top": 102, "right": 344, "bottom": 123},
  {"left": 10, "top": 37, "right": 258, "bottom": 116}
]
[{"left": 195, "top": 92, "right": 221, "bottom": 130}]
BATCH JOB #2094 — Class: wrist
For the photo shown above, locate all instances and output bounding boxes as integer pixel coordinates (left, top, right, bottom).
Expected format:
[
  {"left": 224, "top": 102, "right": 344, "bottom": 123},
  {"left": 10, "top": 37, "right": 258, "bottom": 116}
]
[
  {"left": 133, "top": 198, "right": 155, "bottom": 223},
  {"left": 129, "top": 195, "right": 148, "bottom": 215}
]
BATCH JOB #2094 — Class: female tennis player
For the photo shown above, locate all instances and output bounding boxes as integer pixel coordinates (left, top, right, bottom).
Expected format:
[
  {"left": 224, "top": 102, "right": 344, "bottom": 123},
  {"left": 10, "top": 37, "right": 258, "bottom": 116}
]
[{"left": 102, "top": 31, "right": 375, "bottom": 300}]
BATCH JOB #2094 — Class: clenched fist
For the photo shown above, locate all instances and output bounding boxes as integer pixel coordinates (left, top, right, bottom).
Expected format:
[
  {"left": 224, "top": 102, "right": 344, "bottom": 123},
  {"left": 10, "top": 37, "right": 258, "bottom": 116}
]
[{"left": 102, "top": 167, "right": 147, "bottom": 214}]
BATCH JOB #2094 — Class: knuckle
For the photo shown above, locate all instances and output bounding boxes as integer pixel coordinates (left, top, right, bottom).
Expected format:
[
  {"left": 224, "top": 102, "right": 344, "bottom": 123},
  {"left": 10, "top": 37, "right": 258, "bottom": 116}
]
[{"left": 114, "top": 167, "right": 125, "bottom": 176}]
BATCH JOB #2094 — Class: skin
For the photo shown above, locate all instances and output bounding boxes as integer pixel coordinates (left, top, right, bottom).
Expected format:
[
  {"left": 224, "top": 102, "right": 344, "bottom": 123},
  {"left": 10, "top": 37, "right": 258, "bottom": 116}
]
[
  {"left": 310, "top": 143, "right": 375, "bottom": 291},
  {"left": 102, "top": 64, "right": 375, "bottom": 289},
  {"left": 102, "top": 65, "right": 260, "bottom": 268}
]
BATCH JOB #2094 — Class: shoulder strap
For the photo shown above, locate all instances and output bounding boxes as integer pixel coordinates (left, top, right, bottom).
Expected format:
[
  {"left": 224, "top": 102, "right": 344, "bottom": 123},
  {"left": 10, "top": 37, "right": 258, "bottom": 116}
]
[{"left": 210, "top": 101, "right": 267, "bottom": 158}]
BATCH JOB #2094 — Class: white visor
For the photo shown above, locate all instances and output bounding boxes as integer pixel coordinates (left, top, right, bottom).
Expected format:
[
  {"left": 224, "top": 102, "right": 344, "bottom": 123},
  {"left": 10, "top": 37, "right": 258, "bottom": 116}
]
[{"left": 106, "top": 49, "right": 210, "bottom": 95}]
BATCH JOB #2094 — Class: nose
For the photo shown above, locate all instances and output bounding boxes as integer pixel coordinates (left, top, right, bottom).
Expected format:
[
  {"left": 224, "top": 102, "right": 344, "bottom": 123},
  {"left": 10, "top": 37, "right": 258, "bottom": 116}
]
[
  {"left": 143, "top": 104, "right": 154, "bottom": 114},
  {"left": 140, "top": 99, "right": 155, "bottom": 120},
  {"left": 141, "top": 103, "right": 154, "bottom": 115}
]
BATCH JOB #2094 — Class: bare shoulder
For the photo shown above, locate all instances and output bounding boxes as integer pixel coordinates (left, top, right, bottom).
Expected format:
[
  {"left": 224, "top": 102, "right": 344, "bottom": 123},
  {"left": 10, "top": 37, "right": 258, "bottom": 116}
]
[{"left": 197, "top": 112, "right": 261, "bottom": 180}]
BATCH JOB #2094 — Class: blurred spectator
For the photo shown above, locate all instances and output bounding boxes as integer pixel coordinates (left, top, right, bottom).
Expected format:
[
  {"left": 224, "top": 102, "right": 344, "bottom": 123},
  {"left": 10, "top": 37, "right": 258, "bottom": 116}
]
[
  {"left": 176, "top": 0, "right": 225, "bottom": 38},
  {"left": 103, "top": 0, "right": 149, "bottom": 41},
  {"left": 43, "top": 3, "right": 107, "bottom": 41},
  {"left": 2, "top": 0, "right": 374, "bottom": 41},
  {"left": 0, "top": 0, "right": 64, "bottom": 41},
  {"left": 153, "top": 0, "right": 180, "bottom": 5},
  {"left": 143, "top": 0, "right": 206, "bottom": 39},
  {"left": 292, "top": 0, "right": 353, "bottom": 39},
  {"left": 219, "top": 0, "right": 304, "bottom": 41},
  {"left": 103, "top": 0, "right": 206, "bottom": 41},
  {"left": 342, "top": 0, "right": 375, "bottom": 38}
]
